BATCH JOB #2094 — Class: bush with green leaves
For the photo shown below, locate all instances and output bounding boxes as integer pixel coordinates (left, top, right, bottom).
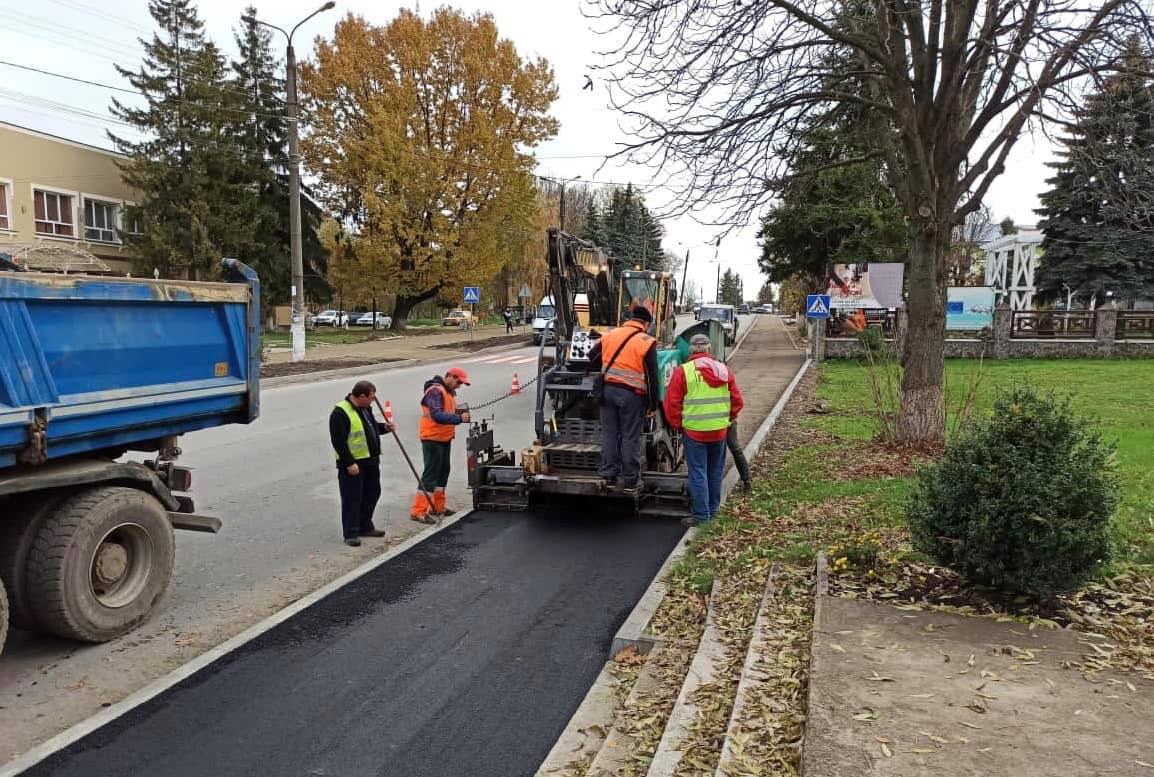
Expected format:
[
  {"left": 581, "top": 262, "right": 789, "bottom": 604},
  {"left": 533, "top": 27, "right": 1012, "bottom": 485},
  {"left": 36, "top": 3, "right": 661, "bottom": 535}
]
[{"left": 908, "top": 384, "right": 1117, "bottom": 598}]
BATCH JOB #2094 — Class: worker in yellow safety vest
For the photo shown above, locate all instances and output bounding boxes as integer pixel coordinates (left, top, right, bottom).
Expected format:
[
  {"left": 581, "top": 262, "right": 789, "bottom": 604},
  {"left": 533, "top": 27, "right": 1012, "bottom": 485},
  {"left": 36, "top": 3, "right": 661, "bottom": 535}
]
[
  {"left": 664, "top": 334, "right": 744, "bottom": 527},
  {"left": 330, "top": 380, "right": 395, "bottom": 546},
  {"left": 587, "top": 306, "right": 659, "bottom": 494}
]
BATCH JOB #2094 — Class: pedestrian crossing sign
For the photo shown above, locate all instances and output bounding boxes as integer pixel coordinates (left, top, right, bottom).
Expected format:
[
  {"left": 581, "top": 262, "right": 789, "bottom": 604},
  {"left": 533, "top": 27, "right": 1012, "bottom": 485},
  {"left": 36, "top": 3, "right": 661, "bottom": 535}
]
[
  {"left": 806, "top": 294, "right": 831, "bottom": 319},
  {"left": 463, "top": 286, "right": 480, "bottom": 304}
]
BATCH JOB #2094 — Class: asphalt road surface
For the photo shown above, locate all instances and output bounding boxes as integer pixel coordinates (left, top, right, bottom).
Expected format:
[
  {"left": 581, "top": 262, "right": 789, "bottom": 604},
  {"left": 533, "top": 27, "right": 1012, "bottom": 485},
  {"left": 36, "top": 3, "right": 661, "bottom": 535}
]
[{"left": 19, "top": 509, "right": 685, "bottom": 777}]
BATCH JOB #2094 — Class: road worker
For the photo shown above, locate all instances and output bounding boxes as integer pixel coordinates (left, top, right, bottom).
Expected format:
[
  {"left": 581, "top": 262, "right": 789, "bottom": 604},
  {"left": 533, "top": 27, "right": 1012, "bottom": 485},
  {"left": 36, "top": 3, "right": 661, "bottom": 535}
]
[
  {"left": 588, "top": 306, "right": 659, "bottom": 495},
  {"left": 411, "top": 367, "right": 471, "bottom": 523},
  {"left": 330, "top": 380, "right": 395, "bottom": 547},
  {"left": 664, "top": 334, "right": 744, "bottom": 526}
]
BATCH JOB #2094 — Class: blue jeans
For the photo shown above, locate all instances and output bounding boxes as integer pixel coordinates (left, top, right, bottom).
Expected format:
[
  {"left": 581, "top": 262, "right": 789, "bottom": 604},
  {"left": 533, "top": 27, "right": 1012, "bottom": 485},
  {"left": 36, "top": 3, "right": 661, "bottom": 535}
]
[{"left": 683, "top": 436, "right": 726, "bottom": 522}]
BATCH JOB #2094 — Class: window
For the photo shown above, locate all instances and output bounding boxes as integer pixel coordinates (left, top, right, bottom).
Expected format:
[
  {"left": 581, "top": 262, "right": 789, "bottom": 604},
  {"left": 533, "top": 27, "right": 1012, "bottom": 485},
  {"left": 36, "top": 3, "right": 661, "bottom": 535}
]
[
  {"left": 34, "top": 189, "right": 74, "bottom": 237},
  {"left": 84, "top": 198, "right": 119, "bottom": 243},
  {"left": 0, "top": 182, "right": 9, "bottom": 230}
]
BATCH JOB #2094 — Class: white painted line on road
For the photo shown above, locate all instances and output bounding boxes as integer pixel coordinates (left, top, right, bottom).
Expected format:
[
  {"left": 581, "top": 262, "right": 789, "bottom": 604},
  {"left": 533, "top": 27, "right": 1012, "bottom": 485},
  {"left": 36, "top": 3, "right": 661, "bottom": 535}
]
[{"left": 0, "top": 513, "right": 473, "bottom": 777}]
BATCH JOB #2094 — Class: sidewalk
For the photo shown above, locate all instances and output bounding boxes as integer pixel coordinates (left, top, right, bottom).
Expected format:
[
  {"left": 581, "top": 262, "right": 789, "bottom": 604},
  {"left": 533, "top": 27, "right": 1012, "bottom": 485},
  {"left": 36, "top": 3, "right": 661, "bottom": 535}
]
[
  {"left": 803, "top": 594, "right": 1154, "bottom": 776},
  {"left": 262, "top": 324, "right": 532, "bottom": 378}
]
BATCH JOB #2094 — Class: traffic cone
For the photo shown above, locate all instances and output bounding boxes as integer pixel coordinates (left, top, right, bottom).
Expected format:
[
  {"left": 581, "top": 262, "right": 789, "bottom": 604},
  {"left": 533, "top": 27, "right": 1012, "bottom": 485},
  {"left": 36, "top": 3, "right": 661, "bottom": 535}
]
[
  {"left": 511, "top": 373, "right": 521, "bottom": 395},
  {"left": 383, "top": 400, "right": 394, "bottom": 423}
]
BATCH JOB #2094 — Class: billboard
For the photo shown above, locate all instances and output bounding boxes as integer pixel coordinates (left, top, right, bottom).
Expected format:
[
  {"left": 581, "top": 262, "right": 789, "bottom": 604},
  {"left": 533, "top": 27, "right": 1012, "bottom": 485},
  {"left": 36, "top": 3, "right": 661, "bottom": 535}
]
[
  {"left": 946, "top": 287, "right": 995, "bottom": 331},
  {"left": 827, "top": 263, "right": 904, "bottom": 310}
]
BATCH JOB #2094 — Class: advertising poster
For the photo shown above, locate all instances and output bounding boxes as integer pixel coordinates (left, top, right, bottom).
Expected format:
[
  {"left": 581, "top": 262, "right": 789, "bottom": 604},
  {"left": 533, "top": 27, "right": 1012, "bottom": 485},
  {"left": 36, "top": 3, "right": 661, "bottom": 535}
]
[
  {"left": 946, "top": 287, "right": 995, "bottom": 330},
  {"left": 827, "top": 264, "right": 905, "bottom": 310}
]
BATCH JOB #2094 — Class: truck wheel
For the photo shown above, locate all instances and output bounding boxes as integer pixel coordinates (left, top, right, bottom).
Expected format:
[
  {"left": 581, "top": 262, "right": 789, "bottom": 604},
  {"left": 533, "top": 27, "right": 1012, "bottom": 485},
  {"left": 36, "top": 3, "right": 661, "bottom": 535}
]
[
  {"left": 26, "top": 487, "right": 175, "bottom": 643},
  {"left": 0, "top": 494, "right": 67, "bottom": 631},
  {"left": 1, "top": 580, "right": 8, "bottom": 657}
]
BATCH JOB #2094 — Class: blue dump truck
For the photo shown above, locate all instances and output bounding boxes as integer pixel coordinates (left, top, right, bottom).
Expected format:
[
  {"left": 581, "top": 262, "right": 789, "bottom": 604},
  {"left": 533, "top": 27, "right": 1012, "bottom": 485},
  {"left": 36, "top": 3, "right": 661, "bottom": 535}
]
[{"left": 0, "top": 258, "right": 260, "bottom": 655}]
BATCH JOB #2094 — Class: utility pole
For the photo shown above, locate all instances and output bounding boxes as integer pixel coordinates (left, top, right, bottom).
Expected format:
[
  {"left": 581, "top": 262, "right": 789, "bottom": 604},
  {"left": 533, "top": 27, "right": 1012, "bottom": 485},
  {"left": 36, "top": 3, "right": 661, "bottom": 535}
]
[
  {"left": 716, "top": 264, "right": 722, "bottom": 304},
  {"left": 679, "top": 249, "right": 689, "bottom": 311},
  {"left": 249, "top": 2, "right": 336, "bottom": 363},
  {"left": 558, "top": 175, "right": 582, "bottom": 232}
]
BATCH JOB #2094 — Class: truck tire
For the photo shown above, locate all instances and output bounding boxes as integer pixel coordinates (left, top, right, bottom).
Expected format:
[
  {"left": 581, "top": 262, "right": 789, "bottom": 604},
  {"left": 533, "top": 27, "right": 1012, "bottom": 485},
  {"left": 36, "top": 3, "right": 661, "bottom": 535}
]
[
  {"left": 25, "top": 487, "right": 175, "bottom": 643},
  {"left": 0, "top": 493, "right": 67, "bottom": 631},
  {"left": 1, "top": 580, "right": 8, "bottom": 657}
]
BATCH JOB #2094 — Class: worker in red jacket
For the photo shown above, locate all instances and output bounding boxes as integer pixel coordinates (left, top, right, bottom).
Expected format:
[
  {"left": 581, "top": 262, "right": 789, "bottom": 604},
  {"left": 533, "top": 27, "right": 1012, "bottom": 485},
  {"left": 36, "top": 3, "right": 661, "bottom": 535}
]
[{"left": 664, "top": 334, "right": 744, "bottom": 527}]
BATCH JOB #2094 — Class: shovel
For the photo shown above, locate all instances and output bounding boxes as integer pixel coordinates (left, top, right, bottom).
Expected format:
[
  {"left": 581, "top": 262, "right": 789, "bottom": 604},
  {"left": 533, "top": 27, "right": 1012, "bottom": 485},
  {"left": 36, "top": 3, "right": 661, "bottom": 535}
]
[{"left": 374, "top": 397, "right": 442, "bottom": 525}]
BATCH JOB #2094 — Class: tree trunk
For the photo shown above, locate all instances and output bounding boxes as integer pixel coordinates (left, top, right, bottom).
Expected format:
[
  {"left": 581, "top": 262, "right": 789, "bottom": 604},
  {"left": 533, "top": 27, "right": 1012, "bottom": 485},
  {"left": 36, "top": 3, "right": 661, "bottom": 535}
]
[
  {"left": 897, "top": 228, "right": 949, "bottom": 442},
  {"left": 390, "top": 296, "right": 419, "bottom": 330},
  {"left": 390, "top": 288, "right": 441, "bottom": 330}
]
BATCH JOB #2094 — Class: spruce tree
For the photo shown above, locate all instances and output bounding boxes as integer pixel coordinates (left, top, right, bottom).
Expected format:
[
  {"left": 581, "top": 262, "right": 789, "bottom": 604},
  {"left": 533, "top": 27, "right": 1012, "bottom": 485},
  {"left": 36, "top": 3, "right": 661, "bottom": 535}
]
[
  {"left": 111, "top": 0, "right": 255, "bottom": 280},
  {"left": 580, "top": 199, "right": 606, "bottom": 247},
  {"left": 1036, "top": 40, "right": 1154, "bottom": 304}
]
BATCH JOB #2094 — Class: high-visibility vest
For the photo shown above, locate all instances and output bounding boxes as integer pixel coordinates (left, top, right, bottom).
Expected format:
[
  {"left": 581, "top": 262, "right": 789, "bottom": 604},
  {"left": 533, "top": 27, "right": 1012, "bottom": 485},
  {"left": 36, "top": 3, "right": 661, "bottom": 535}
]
[
  {"left": 599, "top": 321, "right": 654, "bottom": 393},
  {"left": 334, "top": 399, "right": 371, "bottom": 460},
  {"left": 681, "top": 361, "right": 731, "bottom": 432},
  {"left": 419, "top": 384, "right": 457, "bottom": 442}
]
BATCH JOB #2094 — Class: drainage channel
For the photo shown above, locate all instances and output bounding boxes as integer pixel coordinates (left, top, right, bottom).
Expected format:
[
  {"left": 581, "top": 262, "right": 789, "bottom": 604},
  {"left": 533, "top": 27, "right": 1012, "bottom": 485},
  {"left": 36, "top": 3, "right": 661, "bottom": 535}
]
[{"left": 15, "top": 508, "right": 684, "bottom": 777}]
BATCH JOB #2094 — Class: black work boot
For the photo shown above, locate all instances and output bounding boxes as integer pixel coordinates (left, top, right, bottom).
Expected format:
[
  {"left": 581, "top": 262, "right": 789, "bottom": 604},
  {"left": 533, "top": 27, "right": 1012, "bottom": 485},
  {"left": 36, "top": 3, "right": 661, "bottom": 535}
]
[{"left": 344, "top": 538, "right": 362, "bottom": 547}]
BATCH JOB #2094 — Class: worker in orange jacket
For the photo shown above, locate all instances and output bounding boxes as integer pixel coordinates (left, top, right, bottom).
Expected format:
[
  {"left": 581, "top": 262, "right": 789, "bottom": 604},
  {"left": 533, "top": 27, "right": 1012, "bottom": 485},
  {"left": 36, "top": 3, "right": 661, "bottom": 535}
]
[
  {"left": 411, "top": 367, "right": 471, "bottom": 523},
  {"left": 587, "top": 306, "right": 659, "bottom": 494}
]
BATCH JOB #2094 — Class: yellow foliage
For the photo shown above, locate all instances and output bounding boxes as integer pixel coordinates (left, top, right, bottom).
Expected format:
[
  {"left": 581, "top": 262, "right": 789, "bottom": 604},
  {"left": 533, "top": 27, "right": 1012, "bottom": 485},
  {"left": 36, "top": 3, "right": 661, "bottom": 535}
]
[{"left": 300, "top": 9, "right": 558, "bottom": 318}]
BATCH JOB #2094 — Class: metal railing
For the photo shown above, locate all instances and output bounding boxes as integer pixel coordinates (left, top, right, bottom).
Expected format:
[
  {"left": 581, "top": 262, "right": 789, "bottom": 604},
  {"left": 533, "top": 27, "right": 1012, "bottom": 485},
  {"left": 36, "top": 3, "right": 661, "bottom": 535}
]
[
  {"left": 1116, "top": 312, "right": 1154, "bottom": 339},
  {"left": 1010, "top": 310, "right": 1096, "bottom": 339}
]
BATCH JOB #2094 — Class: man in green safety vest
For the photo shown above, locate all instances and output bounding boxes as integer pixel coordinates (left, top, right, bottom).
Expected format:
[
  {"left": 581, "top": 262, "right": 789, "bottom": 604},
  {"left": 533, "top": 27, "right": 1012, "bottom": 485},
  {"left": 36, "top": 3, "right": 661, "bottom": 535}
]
[
  {"left": 663, "top": 334, "right": 744, "bottom": 527},
  {"left": 329, "top": 380, "right": 395, "bottom": 546}
]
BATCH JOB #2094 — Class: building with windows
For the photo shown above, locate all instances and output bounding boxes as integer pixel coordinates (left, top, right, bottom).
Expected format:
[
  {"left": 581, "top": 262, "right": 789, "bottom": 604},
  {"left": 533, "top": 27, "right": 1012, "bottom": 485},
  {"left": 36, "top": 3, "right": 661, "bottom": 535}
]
[{"left": 0, "top": 121, "right": 138, "bottom": 274}]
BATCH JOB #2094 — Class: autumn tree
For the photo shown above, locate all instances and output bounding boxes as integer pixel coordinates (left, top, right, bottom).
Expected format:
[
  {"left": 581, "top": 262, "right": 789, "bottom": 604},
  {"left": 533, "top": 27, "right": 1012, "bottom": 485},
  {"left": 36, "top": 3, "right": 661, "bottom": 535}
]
[
  {"left": 591, "top": 0, "right": 1152, "bottom": 441},
  {"left": 300, "top": 10, "right": 558, "bottom": 328}
]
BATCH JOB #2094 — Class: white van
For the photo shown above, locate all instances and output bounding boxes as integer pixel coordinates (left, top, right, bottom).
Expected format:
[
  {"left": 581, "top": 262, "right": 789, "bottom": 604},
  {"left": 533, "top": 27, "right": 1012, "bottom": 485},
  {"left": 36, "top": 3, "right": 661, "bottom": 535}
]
[{"left": 531, "top": 296, "right": 556, "bottom": 345}]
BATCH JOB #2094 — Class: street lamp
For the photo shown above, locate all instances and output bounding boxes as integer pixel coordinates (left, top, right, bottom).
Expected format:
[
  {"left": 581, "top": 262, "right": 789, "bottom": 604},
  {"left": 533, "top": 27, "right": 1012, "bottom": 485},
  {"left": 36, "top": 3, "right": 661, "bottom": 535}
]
[
  {"left": 558, "top": 175, "right": 582, "bottom": 232},
  {"left": 246, "top": 1, "right": 336, "bottom": 363}
]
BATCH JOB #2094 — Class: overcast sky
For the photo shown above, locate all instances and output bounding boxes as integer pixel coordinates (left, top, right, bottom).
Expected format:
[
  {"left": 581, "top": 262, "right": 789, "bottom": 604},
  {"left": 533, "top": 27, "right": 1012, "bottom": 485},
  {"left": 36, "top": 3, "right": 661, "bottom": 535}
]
[{"left": 0, "top": 0, "right": 1057, "bottom": 300}]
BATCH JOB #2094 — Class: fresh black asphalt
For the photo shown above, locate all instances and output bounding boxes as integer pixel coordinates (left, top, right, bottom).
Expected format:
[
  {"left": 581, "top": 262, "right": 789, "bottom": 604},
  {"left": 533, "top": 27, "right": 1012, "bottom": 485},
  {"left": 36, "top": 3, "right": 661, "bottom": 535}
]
[{"left": 23, "top": 509, "right": 684, "bottom": 777}]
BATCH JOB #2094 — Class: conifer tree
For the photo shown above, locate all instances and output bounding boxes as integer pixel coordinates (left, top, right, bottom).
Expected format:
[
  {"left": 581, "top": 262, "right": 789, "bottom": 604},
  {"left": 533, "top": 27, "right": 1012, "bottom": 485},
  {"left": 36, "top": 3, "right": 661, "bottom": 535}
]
[
  {"left": 111, "top": 0, "right": 253, "bottom": 279},
  {"left": 1036, "top": 40, "right": 1154, "bottom": 304}
]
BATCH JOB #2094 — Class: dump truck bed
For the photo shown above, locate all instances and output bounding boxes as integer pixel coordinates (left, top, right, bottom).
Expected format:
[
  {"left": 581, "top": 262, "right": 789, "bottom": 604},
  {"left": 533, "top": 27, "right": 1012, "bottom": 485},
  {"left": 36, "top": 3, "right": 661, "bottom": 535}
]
[{"left": 0, "top": 267, "right": 260, "bottom": 469}]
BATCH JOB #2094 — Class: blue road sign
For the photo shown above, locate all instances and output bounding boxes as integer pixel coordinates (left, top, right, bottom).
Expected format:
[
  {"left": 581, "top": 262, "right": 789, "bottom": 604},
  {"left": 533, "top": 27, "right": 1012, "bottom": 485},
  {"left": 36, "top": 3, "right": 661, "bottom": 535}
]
[
  {"left": 463, "top": 286, "right": 480, "bottom": 304},
  {"left": 806, "top": 294, "right": 831, "bottom": 319}
]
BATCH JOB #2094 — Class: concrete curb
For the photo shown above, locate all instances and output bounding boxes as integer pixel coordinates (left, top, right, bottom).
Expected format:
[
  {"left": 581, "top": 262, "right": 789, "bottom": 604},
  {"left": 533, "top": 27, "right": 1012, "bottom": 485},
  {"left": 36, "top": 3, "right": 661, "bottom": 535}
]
[
  {"left": 798, "top": 552, "right": 829, "bottom": 777},
  {"left": 533, "top": 652, "right": 621, "bottom": 777},
  {"left": 715, "top": 564, "right": 780, "bottom": 777},
  {"left": 0, "top": 512, "right": 472, "bottom": 777},
  {"left": 646, "top": 579, "right": 727, "bottom": 777}
]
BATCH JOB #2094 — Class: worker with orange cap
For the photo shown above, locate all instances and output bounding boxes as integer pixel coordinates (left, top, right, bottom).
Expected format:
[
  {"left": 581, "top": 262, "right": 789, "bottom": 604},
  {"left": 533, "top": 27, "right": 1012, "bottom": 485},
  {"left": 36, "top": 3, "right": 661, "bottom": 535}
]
[{"left": 411, "top": 367, "right": 471, "bottom": 523}]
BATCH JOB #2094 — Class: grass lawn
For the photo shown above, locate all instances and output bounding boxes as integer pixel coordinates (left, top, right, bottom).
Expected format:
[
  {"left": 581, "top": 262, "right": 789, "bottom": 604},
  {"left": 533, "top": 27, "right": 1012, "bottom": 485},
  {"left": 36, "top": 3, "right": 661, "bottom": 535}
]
[{"left": 817, "top": 359, "right": 1154, "bottom": 565}]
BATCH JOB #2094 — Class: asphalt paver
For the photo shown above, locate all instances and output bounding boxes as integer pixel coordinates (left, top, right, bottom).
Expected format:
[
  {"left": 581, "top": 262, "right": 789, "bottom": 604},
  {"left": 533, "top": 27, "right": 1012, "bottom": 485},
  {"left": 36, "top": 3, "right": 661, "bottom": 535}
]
[{"left": 23, "top": 509, "right": 685, "bottom": 777}]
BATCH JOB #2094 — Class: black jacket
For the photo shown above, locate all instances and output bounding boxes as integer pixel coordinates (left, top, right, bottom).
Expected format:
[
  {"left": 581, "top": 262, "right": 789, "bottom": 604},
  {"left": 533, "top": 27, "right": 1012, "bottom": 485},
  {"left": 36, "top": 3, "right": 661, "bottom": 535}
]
[
  {"left": 330, "top": 397, "right": 389, "bottom": 467},
  {"left": 587, "top": 335, "right": 660, "bottom": 412}
]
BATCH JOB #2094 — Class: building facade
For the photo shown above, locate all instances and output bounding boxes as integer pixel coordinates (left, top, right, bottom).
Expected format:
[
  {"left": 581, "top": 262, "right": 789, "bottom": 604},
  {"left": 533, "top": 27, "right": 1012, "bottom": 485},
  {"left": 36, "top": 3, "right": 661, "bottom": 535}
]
[{"left": 0, "top": 121, "right": 138, "bottom": 275}]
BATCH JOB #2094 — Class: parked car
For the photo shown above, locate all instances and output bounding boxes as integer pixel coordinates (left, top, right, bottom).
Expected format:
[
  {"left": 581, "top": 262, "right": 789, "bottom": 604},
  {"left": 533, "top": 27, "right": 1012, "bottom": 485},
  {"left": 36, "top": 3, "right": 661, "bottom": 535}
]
[
  {"left": 754, "top": 305, "right": 772, "bottom": 314},
  {"left": 442, "top": 309, "right": 475, "bottom": 327},
  {"left": 354, "top": 311, "right": 392, "bottom": 328},
  {"left": 738, "top": 303, "right": 751, "bottom": 315},
  {"left": 313, "top": 309, "right": 348, "bottom": 327}
]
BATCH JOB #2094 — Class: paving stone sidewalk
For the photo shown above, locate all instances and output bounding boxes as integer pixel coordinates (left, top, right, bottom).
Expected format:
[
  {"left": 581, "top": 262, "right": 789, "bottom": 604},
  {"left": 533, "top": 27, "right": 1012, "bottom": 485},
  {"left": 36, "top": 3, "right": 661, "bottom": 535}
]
[{"left": 801, "top": 595, "right": 1154, "bottom": 776}]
